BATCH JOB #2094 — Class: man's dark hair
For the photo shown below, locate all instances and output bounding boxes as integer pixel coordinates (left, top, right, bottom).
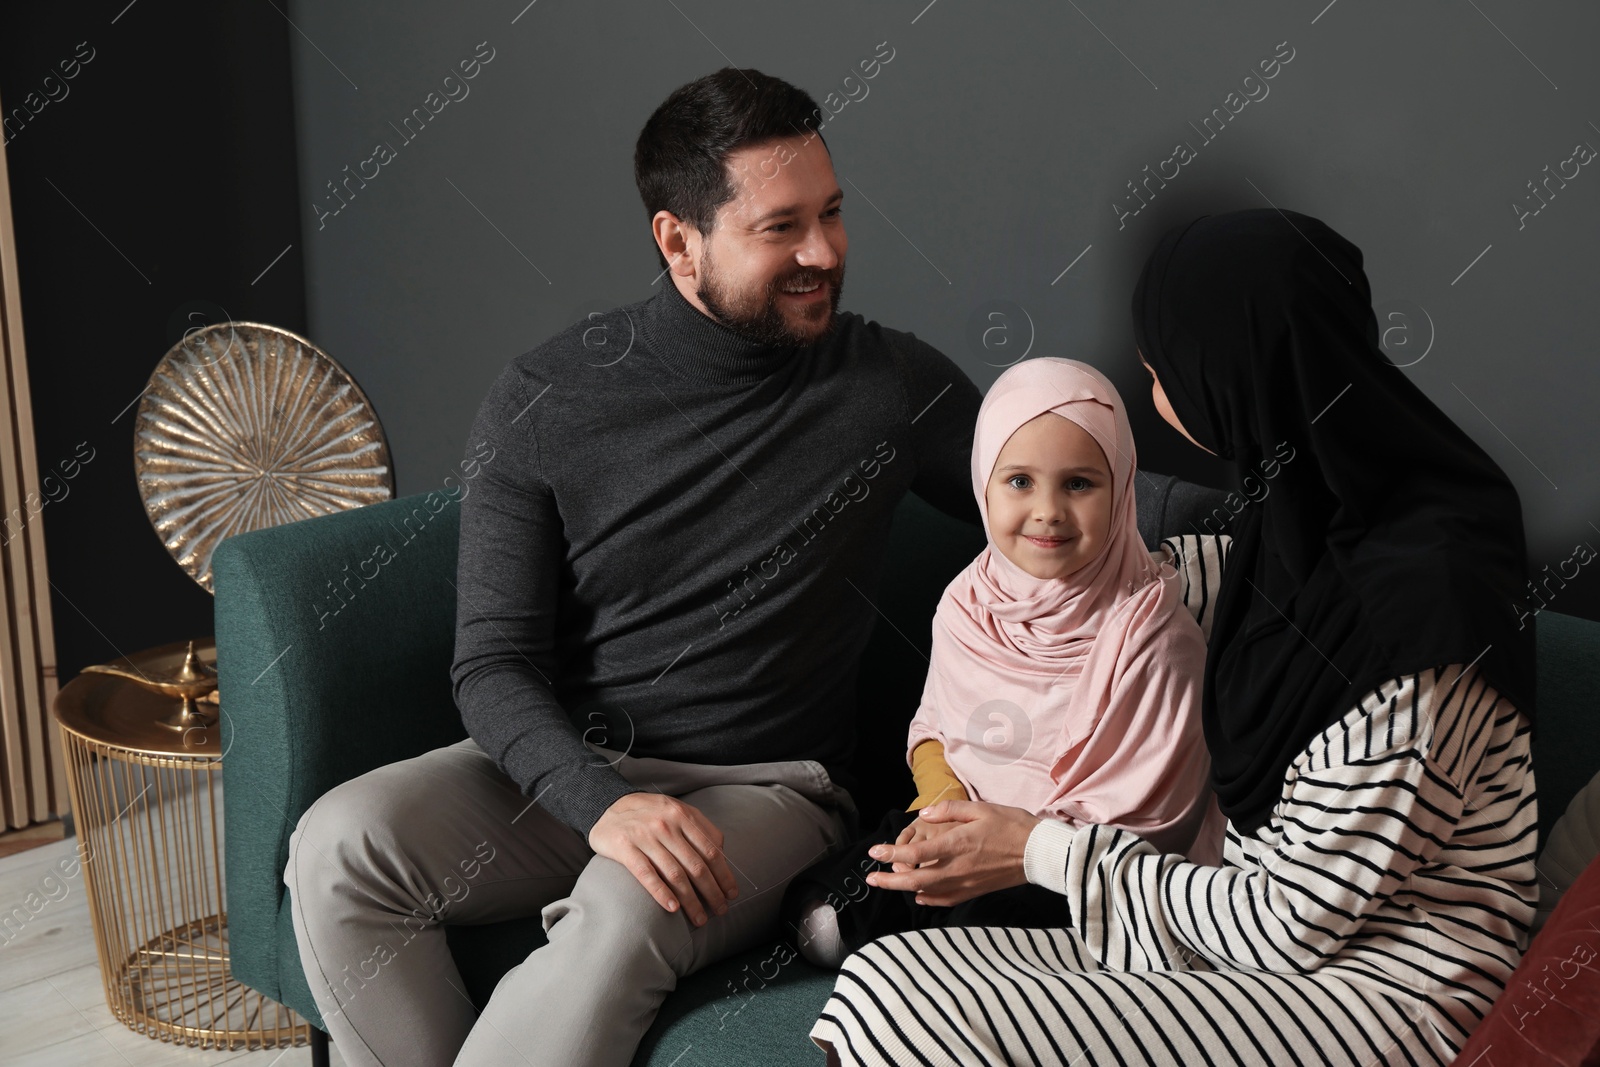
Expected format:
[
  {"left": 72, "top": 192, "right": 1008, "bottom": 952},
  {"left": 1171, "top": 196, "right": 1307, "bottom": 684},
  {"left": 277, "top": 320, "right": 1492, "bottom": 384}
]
[{"left": 635, "top": 68, "right": 828, "bottom": 272}]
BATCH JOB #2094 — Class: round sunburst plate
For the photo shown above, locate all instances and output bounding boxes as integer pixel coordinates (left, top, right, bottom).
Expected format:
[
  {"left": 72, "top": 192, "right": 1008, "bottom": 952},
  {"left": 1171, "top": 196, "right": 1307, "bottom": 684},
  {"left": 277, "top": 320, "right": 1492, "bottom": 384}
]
[{"left": 134, "top": 322, "right": 394, "bottom": 593}]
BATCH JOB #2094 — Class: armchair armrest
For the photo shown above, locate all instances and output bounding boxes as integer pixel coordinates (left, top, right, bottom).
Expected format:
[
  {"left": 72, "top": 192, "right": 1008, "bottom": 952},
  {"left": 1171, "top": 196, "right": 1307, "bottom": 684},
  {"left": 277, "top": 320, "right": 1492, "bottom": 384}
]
[
  {"left": 1134, "top": 471, "right": 1232, "bottom": 548},
  {"left": 213, "top": 490, "right": 469, "bottom": 1001}
]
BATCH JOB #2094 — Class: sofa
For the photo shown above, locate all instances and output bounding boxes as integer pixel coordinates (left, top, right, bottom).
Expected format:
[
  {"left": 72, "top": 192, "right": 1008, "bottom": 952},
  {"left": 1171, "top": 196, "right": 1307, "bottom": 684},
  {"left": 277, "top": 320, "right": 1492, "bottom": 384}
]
[{"left": 212, "top": 476, "right": 1600, "bottom": 1066}]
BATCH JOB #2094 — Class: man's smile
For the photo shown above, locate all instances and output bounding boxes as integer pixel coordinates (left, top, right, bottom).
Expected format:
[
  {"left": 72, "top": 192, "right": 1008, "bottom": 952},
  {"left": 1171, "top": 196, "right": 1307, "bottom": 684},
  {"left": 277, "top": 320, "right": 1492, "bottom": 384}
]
[{"left": 777, "top": 276, "right": 830, "bottom": 301}]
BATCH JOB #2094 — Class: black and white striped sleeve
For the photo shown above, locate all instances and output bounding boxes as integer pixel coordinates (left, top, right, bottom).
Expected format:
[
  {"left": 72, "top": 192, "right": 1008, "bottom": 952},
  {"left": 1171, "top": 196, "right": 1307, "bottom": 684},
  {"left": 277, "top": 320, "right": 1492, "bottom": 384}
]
[
  {"left": 1019, "top": 664, "right": 1516, "bottom": 978},
  {"left": 1158, "top": 533, "right": 1231, "bottom": 643}
]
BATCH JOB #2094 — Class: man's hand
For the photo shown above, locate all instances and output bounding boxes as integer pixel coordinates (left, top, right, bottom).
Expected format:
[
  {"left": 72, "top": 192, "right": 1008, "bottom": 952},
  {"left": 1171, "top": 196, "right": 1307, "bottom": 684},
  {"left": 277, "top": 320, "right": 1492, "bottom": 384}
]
[
  {"left": 588, "top": 792, "right": 739, "bottom": 926},
  {"left": 865, "top": 800, "right": 1039, "bottom": 907}
]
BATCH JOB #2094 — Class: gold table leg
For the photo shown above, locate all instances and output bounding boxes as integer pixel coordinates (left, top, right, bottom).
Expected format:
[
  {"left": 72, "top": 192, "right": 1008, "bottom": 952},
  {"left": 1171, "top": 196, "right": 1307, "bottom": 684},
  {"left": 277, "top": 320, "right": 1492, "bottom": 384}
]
[{"left": 59, "top": 727, "right": 309, "bottom": 1051}]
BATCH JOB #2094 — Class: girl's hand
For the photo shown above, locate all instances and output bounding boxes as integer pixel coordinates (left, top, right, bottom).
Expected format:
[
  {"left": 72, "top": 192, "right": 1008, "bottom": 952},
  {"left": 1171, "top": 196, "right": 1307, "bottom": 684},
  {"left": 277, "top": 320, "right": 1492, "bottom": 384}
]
[
  {"left": 889, "top": 813, "right": 958, "bottom": 873},
  {"left": 866, "top": 799, "right": 1040, "bottom": 907}
]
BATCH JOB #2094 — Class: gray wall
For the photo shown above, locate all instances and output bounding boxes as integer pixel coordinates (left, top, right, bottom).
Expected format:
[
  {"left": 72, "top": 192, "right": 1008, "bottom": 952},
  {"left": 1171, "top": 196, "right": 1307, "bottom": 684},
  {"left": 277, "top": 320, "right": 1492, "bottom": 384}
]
[{"left": 286, "top": 0, "right": 1600, "bottom": 621}]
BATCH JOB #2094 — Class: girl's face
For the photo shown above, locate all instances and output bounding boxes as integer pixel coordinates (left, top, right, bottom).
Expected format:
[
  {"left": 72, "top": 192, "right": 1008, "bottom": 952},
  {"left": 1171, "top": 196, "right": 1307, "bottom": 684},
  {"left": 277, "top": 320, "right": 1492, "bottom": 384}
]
[{"left": 985, "top": 412, "right": 1114, "bottom": 580}]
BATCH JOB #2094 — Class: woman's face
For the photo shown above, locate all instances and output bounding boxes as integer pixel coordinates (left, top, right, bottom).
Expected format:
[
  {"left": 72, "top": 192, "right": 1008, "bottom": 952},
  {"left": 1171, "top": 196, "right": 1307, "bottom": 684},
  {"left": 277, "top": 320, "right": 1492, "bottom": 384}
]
[
  {"left": 984, "top": 413, "right": 1113, "bottom": 580},
  {"left": 1138, "top": 349, "right": 1215, "bottom": 455}
]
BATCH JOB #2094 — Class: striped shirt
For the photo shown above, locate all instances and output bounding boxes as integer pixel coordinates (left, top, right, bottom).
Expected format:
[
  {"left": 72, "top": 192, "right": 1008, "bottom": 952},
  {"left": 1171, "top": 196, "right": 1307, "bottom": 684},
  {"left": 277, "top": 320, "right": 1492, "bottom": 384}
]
[{"left": 812, "top": 533, "right": 1537, "bottom": 1066}]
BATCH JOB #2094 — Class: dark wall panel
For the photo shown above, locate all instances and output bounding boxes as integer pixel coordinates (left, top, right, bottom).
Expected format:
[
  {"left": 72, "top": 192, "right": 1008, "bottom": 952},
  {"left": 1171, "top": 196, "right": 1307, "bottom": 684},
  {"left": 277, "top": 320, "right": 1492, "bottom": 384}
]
[{"left": 2, "top": 2, "right": 309, "bottom": 681}]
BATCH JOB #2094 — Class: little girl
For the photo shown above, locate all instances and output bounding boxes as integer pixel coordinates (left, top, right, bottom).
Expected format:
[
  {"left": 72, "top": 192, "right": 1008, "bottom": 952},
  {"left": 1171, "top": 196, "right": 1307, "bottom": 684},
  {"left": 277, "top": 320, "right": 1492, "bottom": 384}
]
[{"left": 781, "top": 357, "right": 1220, "bottom": 967}]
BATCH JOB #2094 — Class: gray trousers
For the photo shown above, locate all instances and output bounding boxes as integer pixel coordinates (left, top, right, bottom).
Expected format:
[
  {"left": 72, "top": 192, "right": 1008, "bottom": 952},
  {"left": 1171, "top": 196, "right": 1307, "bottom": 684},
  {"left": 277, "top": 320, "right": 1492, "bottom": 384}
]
[{"left": 285, "top": 737, "right": 853, "bottom": 1067}]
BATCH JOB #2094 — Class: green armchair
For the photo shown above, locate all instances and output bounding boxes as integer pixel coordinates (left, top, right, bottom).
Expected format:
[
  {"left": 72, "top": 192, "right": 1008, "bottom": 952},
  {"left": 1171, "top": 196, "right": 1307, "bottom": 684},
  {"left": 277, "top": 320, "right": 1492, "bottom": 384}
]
[{"left": 212, "top": 477, "right": 1600, "bottom": 1066}]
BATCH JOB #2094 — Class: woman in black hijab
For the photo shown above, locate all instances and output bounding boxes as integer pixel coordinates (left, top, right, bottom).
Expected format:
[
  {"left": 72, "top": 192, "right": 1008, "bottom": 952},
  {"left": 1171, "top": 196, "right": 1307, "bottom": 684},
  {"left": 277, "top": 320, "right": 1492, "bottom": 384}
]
[
  {"left": 808, "top": 209, "right": 1539, "bottom": 1067},
  {"left": 1134, "top": 208, "right": 1536, "bottom": 836}
]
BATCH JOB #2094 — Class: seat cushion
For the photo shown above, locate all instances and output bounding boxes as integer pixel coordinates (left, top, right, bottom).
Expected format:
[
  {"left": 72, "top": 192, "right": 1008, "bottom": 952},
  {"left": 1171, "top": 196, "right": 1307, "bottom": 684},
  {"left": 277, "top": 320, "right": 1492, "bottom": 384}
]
[
  {"left": 1534, "top": 612, "right": 1600, "bottom": 852},
  {"left": 632, "top": 941, "right": 836, "bottom": 1066}
]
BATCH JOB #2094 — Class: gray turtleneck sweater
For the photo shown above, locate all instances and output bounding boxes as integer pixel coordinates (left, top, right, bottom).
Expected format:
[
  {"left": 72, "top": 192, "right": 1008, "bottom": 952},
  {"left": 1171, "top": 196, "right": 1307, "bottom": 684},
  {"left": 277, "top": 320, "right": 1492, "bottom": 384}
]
[{"left": 449, "top": 280, "right": 983, "bottom": 835}]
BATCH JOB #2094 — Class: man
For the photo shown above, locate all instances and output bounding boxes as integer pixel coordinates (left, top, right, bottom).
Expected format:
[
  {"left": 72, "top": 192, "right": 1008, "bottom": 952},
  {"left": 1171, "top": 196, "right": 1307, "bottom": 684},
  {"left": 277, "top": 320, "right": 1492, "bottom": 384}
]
[{"left": 286, "top": 67, "right": 981, "bottom": 1066}]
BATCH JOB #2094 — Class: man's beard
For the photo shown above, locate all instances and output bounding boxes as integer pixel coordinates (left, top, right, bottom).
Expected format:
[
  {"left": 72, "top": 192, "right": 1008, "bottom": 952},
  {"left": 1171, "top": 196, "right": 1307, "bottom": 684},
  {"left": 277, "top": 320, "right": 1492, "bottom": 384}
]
[{"left": 696, "top": 247, "right": 844, "bottom": 348}]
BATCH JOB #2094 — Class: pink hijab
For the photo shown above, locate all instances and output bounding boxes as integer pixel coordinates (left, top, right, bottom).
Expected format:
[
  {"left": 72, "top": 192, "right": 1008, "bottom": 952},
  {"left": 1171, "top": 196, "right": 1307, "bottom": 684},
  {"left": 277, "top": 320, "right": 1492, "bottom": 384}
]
[{"left": 906, "top": 357, "right": 1217, "bottom": 858}]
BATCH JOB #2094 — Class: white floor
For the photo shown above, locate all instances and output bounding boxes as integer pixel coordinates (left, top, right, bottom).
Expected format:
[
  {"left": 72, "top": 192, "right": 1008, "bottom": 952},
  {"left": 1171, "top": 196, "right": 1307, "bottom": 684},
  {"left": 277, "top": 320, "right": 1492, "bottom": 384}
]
[{"left": 0, "top": 834, "right": 346, "bottom": 1067}]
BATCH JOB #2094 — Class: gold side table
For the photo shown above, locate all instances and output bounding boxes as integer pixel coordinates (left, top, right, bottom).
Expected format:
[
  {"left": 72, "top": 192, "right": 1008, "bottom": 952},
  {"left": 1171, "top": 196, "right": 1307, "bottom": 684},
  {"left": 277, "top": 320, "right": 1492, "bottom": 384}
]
[{"left": 53, "top": 637, "right": 309, "bottom": 1052}]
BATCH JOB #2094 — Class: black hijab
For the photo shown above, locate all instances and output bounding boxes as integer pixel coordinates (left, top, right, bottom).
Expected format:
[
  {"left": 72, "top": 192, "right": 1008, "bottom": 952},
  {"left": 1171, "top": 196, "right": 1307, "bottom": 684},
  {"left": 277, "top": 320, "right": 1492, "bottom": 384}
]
[{"left": 1132, "top": 208, "right": 1537, "bottom": 835}]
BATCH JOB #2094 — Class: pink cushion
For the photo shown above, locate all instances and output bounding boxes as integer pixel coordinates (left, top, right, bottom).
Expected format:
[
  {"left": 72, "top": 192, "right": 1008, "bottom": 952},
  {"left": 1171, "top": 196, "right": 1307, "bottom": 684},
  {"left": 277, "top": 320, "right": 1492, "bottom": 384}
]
[{"left": 1451, "top": 851, "right": 1600, "bottom": 1065}]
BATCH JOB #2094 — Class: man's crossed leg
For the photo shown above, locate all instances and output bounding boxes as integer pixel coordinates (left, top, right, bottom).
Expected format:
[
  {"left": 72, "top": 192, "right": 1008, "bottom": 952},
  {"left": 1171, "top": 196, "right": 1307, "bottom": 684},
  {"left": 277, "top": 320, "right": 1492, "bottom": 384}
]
[{"left": 287, "top": 737, "right": 850, "bottom": 1067}]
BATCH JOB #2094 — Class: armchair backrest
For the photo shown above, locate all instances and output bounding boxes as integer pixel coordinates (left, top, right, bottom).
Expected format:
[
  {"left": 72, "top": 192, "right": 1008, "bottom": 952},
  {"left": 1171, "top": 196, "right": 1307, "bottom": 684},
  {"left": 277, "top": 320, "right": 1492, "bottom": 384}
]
[
  {"left": 1532, "top": 611, "right": 1600, "bottom": 848},
  {"left": 213, "top": 490, "right": 469, "bottom": 998}
]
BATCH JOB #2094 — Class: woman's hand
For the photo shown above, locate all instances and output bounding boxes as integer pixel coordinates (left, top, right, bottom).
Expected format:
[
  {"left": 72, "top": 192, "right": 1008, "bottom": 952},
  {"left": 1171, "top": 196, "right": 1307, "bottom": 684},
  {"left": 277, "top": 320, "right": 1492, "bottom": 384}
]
[{"left": 866, "top": 799, "right": 1040, "bottom": 907}]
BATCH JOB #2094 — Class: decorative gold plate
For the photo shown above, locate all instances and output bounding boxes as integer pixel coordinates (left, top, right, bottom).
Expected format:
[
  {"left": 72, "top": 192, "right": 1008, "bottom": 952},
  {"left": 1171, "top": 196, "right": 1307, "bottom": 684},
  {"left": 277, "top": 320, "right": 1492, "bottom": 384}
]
[{"left": 133, "top": 322, "right": 394, "bottom": 592}]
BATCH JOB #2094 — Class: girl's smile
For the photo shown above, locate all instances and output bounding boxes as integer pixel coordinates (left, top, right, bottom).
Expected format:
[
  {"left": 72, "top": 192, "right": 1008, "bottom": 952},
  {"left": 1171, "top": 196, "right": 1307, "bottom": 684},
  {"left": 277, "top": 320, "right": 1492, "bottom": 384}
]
[{"left": 986, "top": 412, "right": 1112, "bottom": 580}]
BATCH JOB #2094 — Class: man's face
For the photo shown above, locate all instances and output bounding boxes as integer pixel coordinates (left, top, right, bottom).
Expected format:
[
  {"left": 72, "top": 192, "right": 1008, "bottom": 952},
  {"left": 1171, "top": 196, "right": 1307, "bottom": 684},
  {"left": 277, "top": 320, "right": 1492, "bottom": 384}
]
[{"left": 691, "top": 135, "right": 848, "bottom": 347}]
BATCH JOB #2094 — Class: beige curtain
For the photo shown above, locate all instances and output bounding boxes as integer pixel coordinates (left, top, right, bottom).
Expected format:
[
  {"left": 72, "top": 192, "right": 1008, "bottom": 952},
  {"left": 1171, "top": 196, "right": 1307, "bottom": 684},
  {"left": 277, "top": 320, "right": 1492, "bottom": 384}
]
[{"left": 0, "top": 87, "right": 68, "bottom": 831}]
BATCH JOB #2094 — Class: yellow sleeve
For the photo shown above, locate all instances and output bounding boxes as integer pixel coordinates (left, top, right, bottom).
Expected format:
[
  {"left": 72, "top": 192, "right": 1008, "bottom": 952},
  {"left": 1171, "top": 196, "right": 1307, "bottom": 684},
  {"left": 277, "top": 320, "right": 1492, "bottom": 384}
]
[{"left": 908, "top": 739, "right": 969, "bottom": 811}]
